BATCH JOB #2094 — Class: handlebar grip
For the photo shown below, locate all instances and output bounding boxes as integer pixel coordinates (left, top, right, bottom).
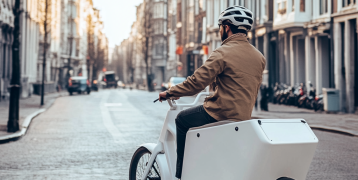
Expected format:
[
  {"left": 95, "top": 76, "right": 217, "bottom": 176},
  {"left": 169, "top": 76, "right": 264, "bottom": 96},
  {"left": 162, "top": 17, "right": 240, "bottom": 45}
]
[{"left": 154, "top": 97, "right": 167, "bottom": 103}]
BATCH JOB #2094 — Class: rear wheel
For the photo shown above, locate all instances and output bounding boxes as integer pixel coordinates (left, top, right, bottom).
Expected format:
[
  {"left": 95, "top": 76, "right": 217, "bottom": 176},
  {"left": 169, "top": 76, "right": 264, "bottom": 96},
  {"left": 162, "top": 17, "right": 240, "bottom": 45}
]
[
  {"left": 277, "top": 177, "right": 294, "bottom": 180},
  {"left": 129, "top": 147, "right": 161, "bottom": 180}
]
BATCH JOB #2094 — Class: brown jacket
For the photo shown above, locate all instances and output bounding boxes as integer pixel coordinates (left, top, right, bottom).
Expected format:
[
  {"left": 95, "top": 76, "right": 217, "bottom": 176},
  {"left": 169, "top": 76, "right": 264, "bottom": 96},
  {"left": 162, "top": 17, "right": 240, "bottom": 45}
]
[{"left": 167, "top": 34, "right": 266, "bottom": 121}]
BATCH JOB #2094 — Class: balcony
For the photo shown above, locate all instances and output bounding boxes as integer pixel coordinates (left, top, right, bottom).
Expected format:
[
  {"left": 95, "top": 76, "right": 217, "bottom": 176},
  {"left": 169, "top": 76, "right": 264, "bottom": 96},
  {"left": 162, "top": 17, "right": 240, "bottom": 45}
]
[{"left": 273, "top": 0, "right": 312, "bottom": 30}]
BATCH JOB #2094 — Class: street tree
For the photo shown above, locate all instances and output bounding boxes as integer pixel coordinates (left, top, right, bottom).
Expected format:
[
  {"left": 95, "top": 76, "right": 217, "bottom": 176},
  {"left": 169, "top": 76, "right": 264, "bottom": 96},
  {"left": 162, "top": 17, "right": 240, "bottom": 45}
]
[
  {"left": 8, "top": 0, "right": 21, "bottom": 132},
  {"left": 87, "top": 15, "right": 96, "bottom": 85},
  {"left": 139, "top": 1, "right": 154, "bottom": 92},
  {"left": 93, "top": 37, "right": 107, "bottom": 80},
  {"left": 126, "top": 40, "right": 135, "bottom": 84}
]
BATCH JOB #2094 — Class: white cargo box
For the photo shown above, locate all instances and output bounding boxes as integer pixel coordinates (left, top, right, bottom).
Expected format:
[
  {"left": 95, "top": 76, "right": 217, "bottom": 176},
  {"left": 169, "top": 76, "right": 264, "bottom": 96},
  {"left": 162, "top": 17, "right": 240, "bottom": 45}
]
[{"left": 182, "top": 119, "right": 318, "bottom": 180}]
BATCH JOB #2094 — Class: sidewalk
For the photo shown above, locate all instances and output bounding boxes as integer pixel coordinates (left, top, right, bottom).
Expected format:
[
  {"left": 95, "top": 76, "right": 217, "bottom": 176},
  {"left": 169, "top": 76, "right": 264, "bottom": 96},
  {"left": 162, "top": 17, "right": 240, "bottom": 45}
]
[
  {"left": 252, "top": 103, "right": 358, "bottom": 136},
  {"left": 0, "top": 92, "right": 65, "bottom": 141}
]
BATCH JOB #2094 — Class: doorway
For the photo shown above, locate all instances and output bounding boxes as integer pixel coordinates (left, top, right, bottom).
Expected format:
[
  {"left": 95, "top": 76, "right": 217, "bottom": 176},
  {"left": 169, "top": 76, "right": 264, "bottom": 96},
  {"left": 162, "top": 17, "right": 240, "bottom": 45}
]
[
  {"left": 354, "top": 20, "right": 358, "bottom": 109},
  {"left": 269, "top": 39, "right": 278, "bottom": 87},
  {"left": 320, "top": 36, "right": 332, "bottom": 89},
  {"left": 187, "top": 54, "right": 195, "bottom": 76},
  {"left": 297, "top": 38, "right": 306, "bottom": 84}
]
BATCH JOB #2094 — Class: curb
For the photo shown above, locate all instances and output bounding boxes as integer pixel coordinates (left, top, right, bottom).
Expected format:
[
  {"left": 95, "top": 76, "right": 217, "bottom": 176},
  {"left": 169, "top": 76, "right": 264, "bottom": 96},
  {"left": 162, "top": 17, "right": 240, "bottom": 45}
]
[
  {"left": 0, "top": 109, "right": 46, "bottom": 142},
  {"left": 252, "top": 115, "right": 358, "bottom": 137},
  {"left": 309, "top": 125, "right": 358, "bottom": 137}
]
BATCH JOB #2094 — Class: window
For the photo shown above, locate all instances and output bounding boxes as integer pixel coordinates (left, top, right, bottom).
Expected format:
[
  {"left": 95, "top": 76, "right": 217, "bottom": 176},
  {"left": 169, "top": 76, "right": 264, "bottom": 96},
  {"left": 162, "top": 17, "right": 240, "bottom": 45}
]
[
  {"left": 153, "top": 3, "right": 163, "bottom": 18},
  {"left": 76, "top": 39, "right": 80, "bottom": 56},
  {"left": 292, "top": 0, "right": 295, "bottom": 12},
  {"left": 195, "top": 0, "right": 199, "bottom": 14},
  {"left": 320, "top": 0, "right": 328, "bottom": 14},
  {"left": 154, "top": 38, "right": 164, "bottom": 56},
  {"left": 283, "top": 1, "right": 287, "bottom": 10},
  {"left": 278, "top": 1, "right": 287, "bottom": 14},
  {"left": 300, "top": 0, "right": 305, "bottom": 12},
  {"left": 199, "top": 0, "right": 204, "bottom": 11},
  {"left": 342, "top": 0, "right": 356, "bottom": 7}
]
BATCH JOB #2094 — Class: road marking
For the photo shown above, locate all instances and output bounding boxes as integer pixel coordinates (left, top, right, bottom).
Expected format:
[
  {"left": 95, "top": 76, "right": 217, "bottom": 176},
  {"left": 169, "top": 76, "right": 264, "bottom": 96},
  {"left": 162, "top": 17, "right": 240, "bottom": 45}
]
[
  {"left": 104, "top": 103, "right": 123, "bottom": 107},
  {"left": 100, "top": 92, "right": 125, "bottom": 143}
]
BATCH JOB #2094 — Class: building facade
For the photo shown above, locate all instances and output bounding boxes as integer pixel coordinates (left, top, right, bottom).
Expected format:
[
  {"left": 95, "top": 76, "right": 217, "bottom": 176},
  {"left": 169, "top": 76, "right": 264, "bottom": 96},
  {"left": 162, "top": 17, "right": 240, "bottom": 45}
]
[
  {"left": 331, "top": 0, "right": 358, "bottom": 113},
  {"left": 0, "top": 0, "right": 15, "bottom": 99},
  {"left": 151, "top": 0, "right": 168, "bottom": 89},
  {"left": 20, "top": 0, "right": 41, "bottom": 98}
]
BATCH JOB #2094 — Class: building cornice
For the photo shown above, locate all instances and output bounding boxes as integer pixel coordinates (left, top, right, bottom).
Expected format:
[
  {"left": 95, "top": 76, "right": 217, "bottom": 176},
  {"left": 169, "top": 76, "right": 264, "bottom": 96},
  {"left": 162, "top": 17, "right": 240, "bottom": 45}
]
[
  {"left": 331, "top": 9, "right": 358, "bottom": 18},
  {"left": 273, "top": 22, "right": 305, "bottom": 31}
]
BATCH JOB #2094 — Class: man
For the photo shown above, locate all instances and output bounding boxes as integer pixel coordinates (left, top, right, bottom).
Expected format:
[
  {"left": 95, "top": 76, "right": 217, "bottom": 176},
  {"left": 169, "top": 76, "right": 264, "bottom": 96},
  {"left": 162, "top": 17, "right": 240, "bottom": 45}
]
[{"left": 159, "top": 6, "right": 266, "bottom": 179}]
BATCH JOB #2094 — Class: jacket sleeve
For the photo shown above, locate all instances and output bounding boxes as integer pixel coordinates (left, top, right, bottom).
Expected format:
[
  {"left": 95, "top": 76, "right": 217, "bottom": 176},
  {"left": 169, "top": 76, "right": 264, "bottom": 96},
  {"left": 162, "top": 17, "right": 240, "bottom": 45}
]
[{"left": 167, "top": 50, "right": 225, "bottom": 97}]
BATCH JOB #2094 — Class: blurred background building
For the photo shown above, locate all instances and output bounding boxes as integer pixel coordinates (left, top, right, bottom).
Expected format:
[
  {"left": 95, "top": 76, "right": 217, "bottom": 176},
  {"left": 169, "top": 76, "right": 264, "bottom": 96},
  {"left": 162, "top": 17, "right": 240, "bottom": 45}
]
[
  {"left": 112, "top": 0, "right": 357, "bottom": 114},
  {"left": 0, "top": 0, "right": 15, "bottom": 99},
  {"left": 0, "top": 0, "right": 108, "bottom": 98},
  {"left": 1, "top": 0, "right": 356, "bottom": 114}
]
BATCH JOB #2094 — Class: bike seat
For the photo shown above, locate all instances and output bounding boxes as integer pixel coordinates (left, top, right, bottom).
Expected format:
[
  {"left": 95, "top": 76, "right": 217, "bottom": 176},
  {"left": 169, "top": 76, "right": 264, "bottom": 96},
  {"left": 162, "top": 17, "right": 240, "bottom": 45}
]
[{"left": 189, "top": 120, "right": 235, "bottom": 131}]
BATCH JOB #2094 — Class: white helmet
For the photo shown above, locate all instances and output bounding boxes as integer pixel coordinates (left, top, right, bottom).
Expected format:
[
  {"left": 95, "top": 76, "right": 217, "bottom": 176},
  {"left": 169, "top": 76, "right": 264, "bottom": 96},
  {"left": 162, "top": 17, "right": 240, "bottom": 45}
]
[{"left": 218, "top": 6, "right": 254, "bottom": 31}]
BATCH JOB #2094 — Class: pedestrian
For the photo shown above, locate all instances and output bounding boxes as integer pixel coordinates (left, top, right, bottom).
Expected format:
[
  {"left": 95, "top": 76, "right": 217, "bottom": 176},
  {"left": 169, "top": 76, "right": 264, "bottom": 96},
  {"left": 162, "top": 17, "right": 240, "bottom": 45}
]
[{"left": 260, "top": 84, "right": 269, "bottom": 111}]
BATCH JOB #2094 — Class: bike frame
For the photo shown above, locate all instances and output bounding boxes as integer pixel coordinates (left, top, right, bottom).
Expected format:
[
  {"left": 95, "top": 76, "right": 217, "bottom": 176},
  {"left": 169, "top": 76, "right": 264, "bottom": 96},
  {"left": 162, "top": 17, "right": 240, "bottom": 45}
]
[{"left": 140, "top": 92, "right": 210, "bottom": 180}]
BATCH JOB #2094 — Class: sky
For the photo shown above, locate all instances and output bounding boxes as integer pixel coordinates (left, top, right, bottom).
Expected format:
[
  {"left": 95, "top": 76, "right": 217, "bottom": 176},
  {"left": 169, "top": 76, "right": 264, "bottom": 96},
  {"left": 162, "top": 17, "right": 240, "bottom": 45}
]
[{"left": 92, "top": 0, "right": 143, "bottom": 48}]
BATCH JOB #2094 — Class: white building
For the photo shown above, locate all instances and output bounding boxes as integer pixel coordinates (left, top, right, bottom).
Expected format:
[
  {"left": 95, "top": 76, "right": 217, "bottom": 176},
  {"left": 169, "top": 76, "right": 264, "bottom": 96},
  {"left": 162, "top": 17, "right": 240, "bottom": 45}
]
[
  {"left": 304, "top": 0, "right": 334, "bottom": 95},
  {"left": 273, "top": 0, "right": 312, "bottom": 87},
  {"left": 0, "top": 0, "right": 15, "bottom": 99},
  {"left": 166, "top": 0, "right": 177, "bottom": 80},
  {"left": 34, "top": 0, "right": 62, "bottom": 95},
  {"left": 332, "top": 0, "right": 358, "bottom": 113},
  {"left": 20, "top": 0, "right": 41, "bottom": 98},
  {"left": 60, "top": 0, "right": 92, "bottom": 85}
]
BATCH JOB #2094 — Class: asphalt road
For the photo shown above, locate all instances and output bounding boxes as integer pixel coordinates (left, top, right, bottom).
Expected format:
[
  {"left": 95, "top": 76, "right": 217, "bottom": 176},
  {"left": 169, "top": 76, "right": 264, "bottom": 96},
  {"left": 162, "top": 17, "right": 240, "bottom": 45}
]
[{"left": 0, "top": 89, "right": 357, "bottom": 180}]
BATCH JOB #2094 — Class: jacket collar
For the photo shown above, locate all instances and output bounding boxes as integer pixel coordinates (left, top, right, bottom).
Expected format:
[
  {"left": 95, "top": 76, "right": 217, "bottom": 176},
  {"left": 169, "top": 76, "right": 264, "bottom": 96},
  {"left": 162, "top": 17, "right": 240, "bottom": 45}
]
[{"left": 221, "top": 33, "right": 248, "bottom": 46}]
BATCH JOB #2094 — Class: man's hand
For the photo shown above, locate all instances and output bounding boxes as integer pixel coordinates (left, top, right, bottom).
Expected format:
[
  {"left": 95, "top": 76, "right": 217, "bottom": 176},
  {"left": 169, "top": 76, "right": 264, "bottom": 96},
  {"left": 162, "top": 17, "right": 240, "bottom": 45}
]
[{"left": 159, "top": 91, "right": 180, "bottom": 102}]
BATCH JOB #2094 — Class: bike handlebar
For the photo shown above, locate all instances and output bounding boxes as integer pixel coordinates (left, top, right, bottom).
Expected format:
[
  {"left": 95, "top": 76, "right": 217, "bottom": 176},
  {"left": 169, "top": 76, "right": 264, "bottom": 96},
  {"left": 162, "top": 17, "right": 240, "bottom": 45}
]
[{"left": 153, "top": 92, "right": 210, "bottom": 110}]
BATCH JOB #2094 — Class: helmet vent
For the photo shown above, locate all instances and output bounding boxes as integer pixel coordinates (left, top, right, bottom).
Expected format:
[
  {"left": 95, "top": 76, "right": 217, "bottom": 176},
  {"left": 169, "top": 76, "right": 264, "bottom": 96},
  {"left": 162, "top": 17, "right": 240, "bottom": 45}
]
[
  {"left": 234, "top": 17, "right": 253, "bottom": 24},
  {"left": 223, "top": 11, "right": 242, "bottom": 17},
  {"left": 245, "top": 12, "right": 252, "bottom": 18},
  {"left": 225, "top": 7, "right": 234, "bottom": 11}
]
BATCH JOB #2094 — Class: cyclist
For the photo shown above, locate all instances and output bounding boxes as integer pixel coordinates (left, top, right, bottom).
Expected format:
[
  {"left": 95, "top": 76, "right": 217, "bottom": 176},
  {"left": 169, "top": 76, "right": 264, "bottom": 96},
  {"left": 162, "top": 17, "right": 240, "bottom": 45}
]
[{"left": 159, "top": 6, "right": 266, "bottom": 179}]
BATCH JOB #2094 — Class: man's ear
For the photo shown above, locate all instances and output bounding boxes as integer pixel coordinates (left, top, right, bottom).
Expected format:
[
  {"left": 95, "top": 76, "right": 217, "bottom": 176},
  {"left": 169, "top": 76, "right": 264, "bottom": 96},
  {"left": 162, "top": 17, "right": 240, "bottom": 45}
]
[{"left": 225, "top": 25, "right": 230, "bottom": 33}]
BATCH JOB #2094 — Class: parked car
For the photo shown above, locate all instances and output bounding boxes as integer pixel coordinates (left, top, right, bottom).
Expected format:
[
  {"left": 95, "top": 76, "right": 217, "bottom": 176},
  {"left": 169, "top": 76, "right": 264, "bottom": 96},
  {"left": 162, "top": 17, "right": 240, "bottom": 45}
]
[
  {"left": 117, "top": 81, "right": 125, "bottom": 88},
  {"left": 68, "top": 76, "right": 91, "bottom": 95},
  {"left": 169, "top": 77, "right": 186, "bottom": 88},
  {"left": 104, "top": 71, "right": 117, "bottom": 88},
  {"left": 161, "top": 77, "right": 187, "bottom": 91}
]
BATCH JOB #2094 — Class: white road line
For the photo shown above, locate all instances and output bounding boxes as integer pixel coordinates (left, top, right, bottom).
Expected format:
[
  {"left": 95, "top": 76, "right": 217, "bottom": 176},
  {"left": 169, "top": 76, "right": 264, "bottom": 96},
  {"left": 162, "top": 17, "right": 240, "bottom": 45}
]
[
  {"left": 100, "top": 91, "right": 125, "bottom": 143},
  {"left": 104, "top": 103, "right": 123, "bottom": 107}
]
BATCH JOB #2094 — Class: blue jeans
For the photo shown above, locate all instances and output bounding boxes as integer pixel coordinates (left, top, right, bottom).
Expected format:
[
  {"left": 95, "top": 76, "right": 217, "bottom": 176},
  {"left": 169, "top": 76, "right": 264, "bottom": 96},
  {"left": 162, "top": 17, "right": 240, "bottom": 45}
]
[{"left": 175, "top": 105, "right": 217, "bottom": 178}]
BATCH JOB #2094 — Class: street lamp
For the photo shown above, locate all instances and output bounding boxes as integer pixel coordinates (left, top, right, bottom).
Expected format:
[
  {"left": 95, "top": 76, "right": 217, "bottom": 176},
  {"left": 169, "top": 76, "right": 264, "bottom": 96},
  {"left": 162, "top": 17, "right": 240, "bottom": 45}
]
[{"left": 8, "top": 0, "right": 21, "bottom": 132}]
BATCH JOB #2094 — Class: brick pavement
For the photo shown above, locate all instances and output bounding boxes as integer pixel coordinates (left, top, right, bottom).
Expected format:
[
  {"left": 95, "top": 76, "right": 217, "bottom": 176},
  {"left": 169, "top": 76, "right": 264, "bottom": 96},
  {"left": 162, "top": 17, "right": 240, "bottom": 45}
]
[
  {"left": 0, "top": 92, "right": 65, "bottom": 139},
  {"left": 0, "top": 89, "right": 357, "bottom": 179},
  {"left": 252, "top": 103, "right": 358, "bottom": 136}
]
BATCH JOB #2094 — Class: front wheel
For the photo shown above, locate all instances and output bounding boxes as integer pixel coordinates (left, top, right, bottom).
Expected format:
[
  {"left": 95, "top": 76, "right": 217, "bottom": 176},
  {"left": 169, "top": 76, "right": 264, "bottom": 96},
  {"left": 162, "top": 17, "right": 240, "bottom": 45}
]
[{"left": 129, "top": 147, "right": 161, "bottom": 180}]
